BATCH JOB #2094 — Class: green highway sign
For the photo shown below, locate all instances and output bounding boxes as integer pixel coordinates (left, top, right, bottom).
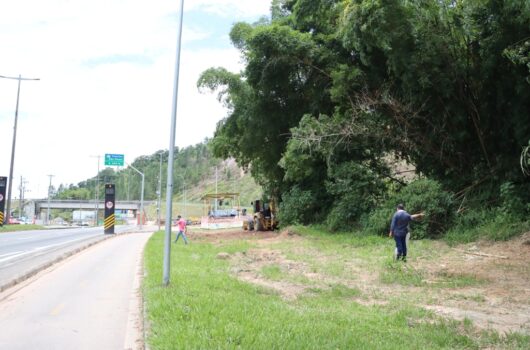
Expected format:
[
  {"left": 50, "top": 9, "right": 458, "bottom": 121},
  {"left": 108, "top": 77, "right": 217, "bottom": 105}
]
[{"left": 104, "top": 153, "right": 124, "bottom": 166}]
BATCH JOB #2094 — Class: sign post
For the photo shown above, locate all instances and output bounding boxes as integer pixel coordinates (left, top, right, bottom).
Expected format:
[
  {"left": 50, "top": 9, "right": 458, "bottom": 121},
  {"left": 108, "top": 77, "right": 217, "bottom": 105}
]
[
  {"left": 104, "top": 154, "right": 124, "bottom": 167},
  {"left": 0, "top": 177, "right": 7, "bottom": 226},
  {"left": 104, "top": 184, "right": 116, "bottom": 234}
]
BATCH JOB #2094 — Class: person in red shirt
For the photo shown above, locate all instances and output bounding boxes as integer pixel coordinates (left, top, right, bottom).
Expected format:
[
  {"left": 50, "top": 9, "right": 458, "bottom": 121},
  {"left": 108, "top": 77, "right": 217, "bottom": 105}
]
[{"left": 174, "top": 215, "right": 189, "bottom": 244}]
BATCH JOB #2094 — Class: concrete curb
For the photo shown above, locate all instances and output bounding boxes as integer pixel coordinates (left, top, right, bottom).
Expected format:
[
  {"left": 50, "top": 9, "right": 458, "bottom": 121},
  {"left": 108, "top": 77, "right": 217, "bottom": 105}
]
[{"left": 124, "top": 234, "right": 150, "bottom": 350}]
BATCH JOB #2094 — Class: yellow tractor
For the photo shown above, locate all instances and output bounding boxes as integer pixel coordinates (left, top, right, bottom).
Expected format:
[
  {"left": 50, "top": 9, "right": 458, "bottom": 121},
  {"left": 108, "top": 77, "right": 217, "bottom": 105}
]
[{"left": 243, "top": 199, "right": 278, "bottom": 231}]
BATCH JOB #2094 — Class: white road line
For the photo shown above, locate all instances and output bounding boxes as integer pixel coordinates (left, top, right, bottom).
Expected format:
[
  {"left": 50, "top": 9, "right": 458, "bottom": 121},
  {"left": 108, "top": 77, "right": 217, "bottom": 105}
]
[
  {"left": 0, "top": 236, "right": 96, "bottom": 264},
  {"left": 0, "top": 251, "right": 24, "bottom": 259}
]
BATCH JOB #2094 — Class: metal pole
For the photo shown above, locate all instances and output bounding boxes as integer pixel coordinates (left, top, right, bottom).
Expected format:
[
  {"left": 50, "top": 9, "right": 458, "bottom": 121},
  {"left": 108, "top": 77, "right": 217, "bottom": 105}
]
[
  {"left": 0, "top": 74, "right": 39, "bottom": 224},
  {"left": 215, "top": 166, "right": 218, "bottom": 212},
  {"left": 19, "top": 176, "right": 23, "bottom": 218},
  {"left": 127, "top": 162, "right": 145, "bottom": 230},
  {"left": 6, "top": 77, "right": 21, "bottom": 224},
  {"left": 90, "top": 155, "right": 101, "bottom": 226},
  {"left": 140, "top": 173, "right": 145, "bottom": 229},
  {"left": 46, "top": 174, "right": 54, "bottom": 225},
  {"left": 157, "top": 153, "right": 162, "bottom": 231},
  {"left": 96, "top": 156, "right": 100, "bottom": 225},
  {"left": 164, "top": 0, "right": 185, "bottom": 286}
]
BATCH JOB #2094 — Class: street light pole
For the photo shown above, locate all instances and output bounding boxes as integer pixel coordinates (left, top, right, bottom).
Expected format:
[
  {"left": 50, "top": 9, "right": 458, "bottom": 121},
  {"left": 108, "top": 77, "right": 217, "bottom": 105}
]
[
  {"left": 18, "top": 176, "right": 28, "bottom": 218},
  {"left": 164, "top": 0, "right": 185, "bottom": 286},
  {"left": 46, "top": 174, "right": 54, "bottom": 225},
  {"left": 0, "top": 74, "right": 39, "bottom": 224},
  {"left": 90, "top": 155, "right": 101, "bottom": 226},
  {"left": 127, "top": 163, "right": 145, "bottom": 230}
]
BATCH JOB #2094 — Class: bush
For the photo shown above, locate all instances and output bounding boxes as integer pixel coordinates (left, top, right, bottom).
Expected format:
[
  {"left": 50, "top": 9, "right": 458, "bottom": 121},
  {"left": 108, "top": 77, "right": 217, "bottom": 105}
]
[
  {"left": 278, "top": 186, "right": 316, "bottom": 226},
  {"left": 500, "top": 181, "right": 528, "bottom": 219},
  {"left": 446, "top": 209, "right": 530, "bottom": 244},
  {"left": 364, "top": 179, "right": 455, "bottom": 238},
  {"left": 324, "top": 162, "right": 386, "bottom": 232}
]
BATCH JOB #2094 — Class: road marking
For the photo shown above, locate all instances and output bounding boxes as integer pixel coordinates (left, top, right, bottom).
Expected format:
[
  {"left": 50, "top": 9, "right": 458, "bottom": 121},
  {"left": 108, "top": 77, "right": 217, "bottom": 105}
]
[
  {"left": 0, "top": 236, "right": 97, "bottom": 264},
  {"left": 50, "top": 303, "right": 65, "bottom": 316},
  {"left": 0, "top": 251, "right": 24, "bottom": 259},
  {"left": 15, "top": 236, "right": 39, "bottom": 241}
]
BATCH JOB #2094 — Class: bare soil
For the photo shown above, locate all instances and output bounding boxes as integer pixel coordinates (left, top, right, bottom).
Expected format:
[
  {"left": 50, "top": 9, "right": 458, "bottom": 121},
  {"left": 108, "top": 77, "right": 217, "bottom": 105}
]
[{"left": 189, "top": 227, "right": 530, "bottom": 335}]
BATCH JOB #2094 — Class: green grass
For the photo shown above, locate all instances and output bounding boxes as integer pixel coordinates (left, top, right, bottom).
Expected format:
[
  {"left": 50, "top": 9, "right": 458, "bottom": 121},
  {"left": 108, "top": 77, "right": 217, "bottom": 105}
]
[
  {"left": 261, "top": 264, "right": 283, "bottom": 280},
  {"left": 434, "top": 271, "right": 486, "bottom": 288},
  {"left": 0, "top": 224, "right": 45, "bottom": 233},
  {"left": 445, "top": 212, "right": 530, "bottom": 245},
  {"left": 380, "top": 260, "right": 426, "bottom": 286},
  {"left": 143, "top": 230, "right": 529, "bottom": 349}
]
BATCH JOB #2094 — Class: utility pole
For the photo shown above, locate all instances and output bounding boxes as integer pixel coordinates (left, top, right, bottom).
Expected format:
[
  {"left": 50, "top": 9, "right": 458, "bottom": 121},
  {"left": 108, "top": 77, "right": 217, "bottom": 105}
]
[
  {"left": 215, "top": 166, "right": 218, "bottom": 213},
  {"left": 127, "top": 163, "right": 145, "bottom": 230},
  {"left": 46, "top": 174, "right": 54, "bottom": 225},
  {"left": 18, "top": 176, "right": 28, "bottom": 218},
  {"left": 163, "top": 0, "right": 185, "bottom": 286},
  {"left": 0, "top": 74, "right": 40, "bottom": 224},
  {"left": 184, "top": 180, "right": 187, "bottom": 219},
  {"left": 90, "top": 155, "right": 101, "bottom": 226}
]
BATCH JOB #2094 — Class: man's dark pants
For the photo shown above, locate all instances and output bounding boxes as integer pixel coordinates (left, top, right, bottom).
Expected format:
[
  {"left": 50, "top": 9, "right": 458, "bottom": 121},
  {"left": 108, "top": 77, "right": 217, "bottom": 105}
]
[{"left": 394, "top": 235, "right": 407, "bottom": 259}]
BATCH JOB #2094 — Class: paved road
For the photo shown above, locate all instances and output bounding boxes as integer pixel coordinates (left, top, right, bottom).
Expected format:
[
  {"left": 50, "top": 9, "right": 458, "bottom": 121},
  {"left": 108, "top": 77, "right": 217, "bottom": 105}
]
[
  {"left": 0, "top": 226, "right": 133, "bottom": 290},
  {"left": 0, "top": 230, "right": 152, "bottom": 350}
]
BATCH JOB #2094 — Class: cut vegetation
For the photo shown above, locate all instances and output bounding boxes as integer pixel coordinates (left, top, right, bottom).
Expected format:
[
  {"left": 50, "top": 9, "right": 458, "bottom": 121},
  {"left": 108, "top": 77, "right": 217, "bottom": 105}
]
[{"left": 143, "top": 227, "right": 530, "bottom": 349}]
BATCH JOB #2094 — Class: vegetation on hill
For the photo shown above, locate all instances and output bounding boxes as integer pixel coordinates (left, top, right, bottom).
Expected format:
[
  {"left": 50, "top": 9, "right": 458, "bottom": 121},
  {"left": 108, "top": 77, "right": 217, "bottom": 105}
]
[
  {"left": 198, "top": 0, "right": 530, "bottom": 238},
  {"left": 53, "top": 141, "right": 262, "bottom": 212}
]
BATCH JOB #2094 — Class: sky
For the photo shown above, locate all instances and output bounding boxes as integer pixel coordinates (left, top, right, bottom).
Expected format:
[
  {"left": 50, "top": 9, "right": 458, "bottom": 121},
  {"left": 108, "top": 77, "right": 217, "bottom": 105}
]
[{"left": 0, "top": 0, "right": 271, "bottom": 200}]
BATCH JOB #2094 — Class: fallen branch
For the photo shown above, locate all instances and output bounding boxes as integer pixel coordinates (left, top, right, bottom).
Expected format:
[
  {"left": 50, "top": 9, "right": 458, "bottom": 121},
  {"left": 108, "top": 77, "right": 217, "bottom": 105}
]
[{"left": 453, "top": 248, "right": 508, "bottom": 259}]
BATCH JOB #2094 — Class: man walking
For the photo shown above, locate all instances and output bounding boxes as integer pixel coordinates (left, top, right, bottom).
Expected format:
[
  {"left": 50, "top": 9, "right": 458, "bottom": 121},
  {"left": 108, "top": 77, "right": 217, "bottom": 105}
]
[
  {"left": 174, "top": 215, "right": 189, "bottom": 244},
  {"left": 389, "top": 204, "right": 423, "bottom": 261}
]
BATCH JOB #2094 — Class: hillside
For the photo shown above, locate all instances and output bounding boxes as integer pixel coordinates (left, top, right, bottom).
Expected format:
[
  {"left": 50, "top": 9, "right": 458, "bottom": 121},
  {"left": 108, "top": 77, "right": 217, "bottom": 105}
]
[{"left": 54, "top": 141, "right": 263, "bottom": 217}]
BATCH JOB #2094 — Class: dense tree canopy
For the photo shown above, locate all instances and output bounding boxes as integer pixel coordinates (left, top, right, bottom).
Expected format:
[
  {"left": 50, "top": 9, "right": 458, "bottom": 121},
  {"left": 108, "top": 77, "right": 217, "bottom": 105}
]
[{"left": 199, "top": 0, "right": 530, "bottom": 230}]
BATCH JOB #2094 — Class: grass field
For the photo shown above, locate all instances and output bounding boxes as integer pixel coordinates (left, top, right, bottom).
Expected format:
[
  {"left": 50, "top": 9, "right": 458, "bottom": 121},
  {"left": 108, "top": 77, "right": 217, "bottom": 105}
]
[
  {"left": 143, "top": 227, "right": 530, "bottom": 349},
  {"left": 0, "top": 224, "right": 44, "bottom": 233}
]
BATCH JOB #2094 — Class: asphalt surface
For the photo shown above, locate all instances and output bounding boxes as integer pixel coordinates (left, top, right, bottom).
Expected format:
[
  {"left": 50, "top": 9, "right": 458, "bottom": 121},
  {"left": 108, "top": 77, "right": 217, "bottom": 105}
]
[
  {"left": 0, "top": 229, "right": 153, "bottom": 350},
  {"left": 0, "top": 225, "right": 133, "bottom": 291}
]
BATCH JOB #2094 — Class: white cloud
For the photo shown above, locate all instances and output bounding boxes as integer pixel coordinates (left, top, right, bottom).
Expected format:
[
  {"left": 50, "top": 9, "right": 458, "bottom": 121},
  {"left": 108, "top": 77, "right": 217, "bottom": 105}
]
[{"left": 0, "top": 0, "right": 269, "bottom": 199}]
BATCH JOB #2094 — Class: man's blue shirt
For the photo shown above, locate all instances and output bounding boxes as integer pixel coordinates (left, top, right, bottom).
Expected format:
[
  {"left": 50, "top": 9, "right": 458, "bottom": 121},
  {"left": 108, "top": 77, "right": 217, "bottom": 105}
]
[{"left": 390, "top": 210, "right": 412, "bottom": 237}]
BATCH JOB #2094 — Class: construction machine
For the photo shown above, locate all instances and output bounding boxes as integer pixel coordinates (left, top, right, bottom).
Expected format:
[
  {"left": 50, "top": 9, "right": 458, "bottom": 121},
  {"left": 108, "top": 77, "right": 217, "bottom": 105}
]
[{"left": 243, "top": 199, "right": 278, "bottom": 231}]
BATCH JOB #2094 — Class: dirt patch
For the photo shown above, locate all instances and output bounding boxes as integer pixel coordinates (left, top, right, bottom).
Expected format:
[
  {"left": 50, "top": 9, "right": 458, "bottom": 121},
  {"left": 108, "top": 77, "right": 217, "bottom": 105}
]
[
  {"left": 188, "top": 227, "right": 278, "bottom": 244},
  {"left": 416, "top": 232, "right": 530, "bottom": 334},
  {"left": 192, "top": 228, "right": 530, "bottom": 334}
]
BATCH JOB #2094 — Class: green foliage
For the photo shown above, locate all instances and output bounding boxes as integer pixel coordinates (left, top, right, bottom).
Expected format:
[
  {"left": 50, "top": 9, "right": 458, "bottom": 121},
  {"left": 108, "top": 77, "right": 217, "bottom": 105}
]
[
  {"left": 199, "top": 0, "right": 530, "bottom": 229},
  {"left": 54, "top": 185, "right": 91, "bottom": 200},
  {"left": 363, "top": 205, "right": 394, "bottom": 237},
  {"left": 278, "top": 186, "right": 316, "bottom": 225},
  {"left": 445, "top": 209, "right": 530, "bottom": 245},
  {"left": 499, "top": 181, "right": 528, "bottom": 218},
  {"left": 365, "top": 179, "right": 455, "bottom": 239},
  {"left": 54, "top": 141, "right": 261, "bottom": 206},
  {"left": 325, "top": 161, "right": 386, "bottom": 231}
]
